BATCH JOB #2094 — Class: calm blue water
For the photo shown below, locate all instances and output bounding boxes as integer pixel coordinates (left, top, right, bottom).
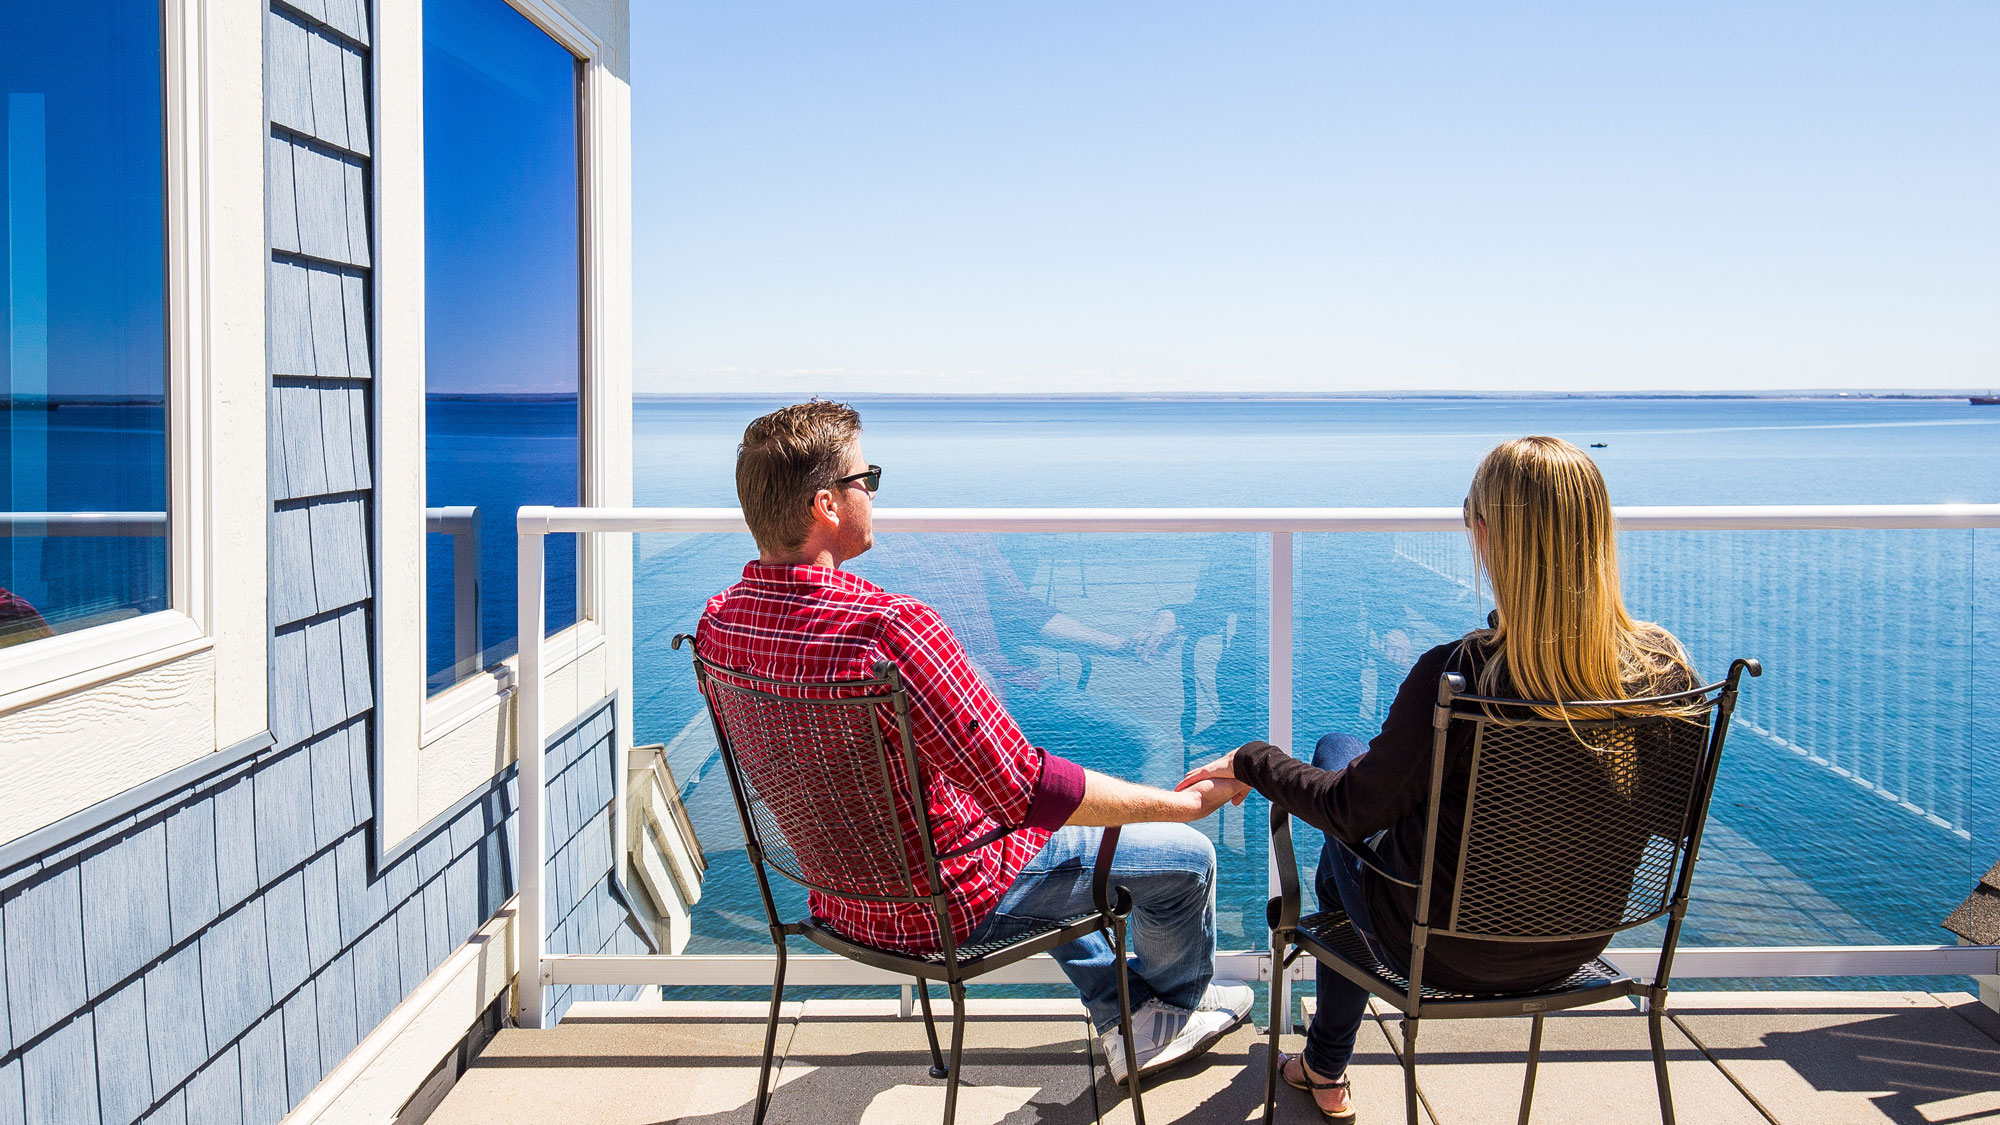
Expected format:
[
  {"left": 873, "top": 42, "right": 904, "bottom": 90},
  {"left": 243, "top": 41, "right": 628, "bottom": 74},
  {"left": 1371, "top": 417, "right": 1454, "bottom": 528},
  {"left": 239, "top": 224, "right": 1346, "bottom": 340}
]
[{"left": 626, "top": 396, "right": 2000, "bottom": 985}]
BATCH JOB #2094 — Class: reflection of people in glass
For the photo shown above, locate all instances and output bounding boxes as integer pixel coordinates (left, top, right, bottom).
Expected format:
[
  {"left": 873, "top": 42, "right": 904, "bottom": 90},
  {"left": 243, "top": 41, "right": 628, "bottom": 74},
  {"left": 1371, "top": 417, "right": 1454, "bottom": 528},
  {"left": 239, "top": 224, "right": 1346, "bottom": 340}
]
[
  {"left": 0, "top": 587, "right": 53, "bottom": 647},
  {"left": 1183, "top": 437, "right": 1700, "bottom": 1122},
  {"left": 858, "top": 533, "right": 1176, "bottom": 780}
]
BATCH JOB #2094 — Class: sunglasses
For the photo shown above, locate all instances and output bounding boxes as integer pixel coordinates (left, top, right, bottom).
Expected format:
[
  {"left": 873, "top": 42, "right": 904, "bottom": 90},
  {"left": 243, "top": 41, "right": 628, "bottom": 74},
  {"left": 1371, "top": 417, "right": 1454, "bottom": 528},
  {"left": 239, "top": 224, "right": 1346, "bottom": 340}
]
[
  {"left": 1462, "top": 496, "right": 1474, "bottom": 528},
  {"left": 835, "top": 465, "right": 883, "bottom": 494}
]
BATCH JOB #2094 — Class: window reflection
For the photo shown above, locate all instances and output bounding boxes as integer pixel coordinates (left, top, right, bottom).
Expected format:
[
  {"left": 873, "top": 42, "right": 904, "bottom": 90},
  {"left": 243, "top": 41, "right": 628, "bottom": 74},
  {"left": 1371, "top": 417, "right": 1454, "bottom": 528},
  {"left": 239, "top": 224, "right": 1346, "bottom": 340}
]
[
  {"left": 0, "top": 1, "right": 169, "bottom": 647},
  {"left": 423, "top": 0, "right": 582, "bottom": 692}
]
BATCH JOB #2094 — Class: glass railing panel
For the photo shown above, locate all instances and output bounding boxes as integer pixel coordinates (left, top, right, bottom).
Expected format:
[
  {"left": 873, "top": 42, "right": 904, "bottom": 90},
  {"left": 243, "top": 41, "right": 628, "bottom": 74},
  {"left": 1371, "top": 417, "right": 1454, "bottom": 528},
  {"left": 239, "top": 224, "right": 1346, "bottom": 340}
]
[
  {"left": 1619, "top": 528, "right": 1984, "bottom": 957},
  {"left": 633, "top": 530, "right": 1273, "bottom": 954},
  {"left": 631, "top": 522, "right": 1996, "bottom": 976},
  {"left": 1296, "top": 527, "right": 1991, "bottom": 970}
]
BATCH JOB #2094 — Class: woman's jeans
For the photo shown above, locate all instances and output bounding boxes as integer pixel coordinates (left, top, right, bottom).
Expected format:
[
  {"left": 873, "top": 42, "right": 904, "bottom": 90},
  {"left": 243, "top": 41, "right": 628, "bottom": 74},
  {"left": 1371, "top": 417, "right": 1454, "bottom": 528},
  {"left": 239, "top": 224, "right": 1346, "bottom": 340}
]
[
  {"left": 1301, "top": 732, "right": 1407, "bottom": 1080},
  {"left": 965, "top": 822, "right": 1218, "bottom": 1033}
]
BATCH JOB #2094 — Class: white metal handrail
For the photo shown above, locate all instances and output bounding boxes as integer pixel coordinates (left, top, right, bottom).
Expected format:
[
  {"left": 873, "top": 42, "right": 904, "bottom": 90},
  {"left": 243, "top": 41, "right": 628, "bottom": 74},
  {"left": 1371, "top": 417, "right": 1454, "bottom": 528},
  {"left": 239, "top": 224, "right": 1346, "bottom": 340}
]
[
  {"left": 514, "top": 503, "right": 2000, "bottom": 1029},
  {"left": 425, "top": 506, "right": 481, "bottom": 673},
  {"left": 0, "top": 511, "right": 167, "bottom": 537}
]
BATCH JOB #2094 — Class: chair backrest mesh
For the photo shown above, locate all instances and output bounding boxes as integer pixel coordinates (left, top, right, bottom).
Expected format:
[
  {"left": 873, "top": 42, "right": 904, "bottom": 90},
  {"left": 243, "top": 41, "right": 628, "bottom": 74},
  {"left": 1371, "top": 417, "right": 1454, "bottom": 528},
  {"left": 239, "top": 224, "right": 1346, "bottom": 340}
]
[
  {"left": 1447, "top": 709, "right": 1711, "bottom": 940},
  {"left": 707, "top": 679, "right": 927, "bottom": 902}
]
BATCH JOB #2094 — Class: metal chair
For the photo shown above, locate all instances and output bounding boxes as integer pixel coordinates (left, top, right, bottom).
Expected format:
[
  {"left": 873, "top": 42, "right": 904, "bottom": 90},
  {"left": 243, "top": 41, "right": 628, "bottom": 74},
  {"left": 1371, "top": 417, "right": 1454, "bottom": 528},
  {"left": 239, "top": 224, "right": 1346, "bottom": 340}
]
[
  {"left": 674, "top": 636, "right": 1148, "bottom": 1125},
  {"left": 1264, "top": 658, "right": 1760, "bottom": 1125}
]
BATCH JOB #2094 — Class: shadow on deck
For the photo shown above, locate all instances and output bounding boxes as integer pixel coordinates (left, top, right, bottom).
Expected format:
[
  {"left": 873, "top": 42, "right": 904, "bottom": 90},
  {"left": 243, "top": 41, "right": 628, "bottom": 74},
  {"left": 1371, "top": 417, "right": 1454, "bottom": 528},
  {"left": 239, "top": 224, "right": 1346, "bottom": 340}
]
[{"left": 424, "top": 992, "right": 2000, "bottom": 1124}]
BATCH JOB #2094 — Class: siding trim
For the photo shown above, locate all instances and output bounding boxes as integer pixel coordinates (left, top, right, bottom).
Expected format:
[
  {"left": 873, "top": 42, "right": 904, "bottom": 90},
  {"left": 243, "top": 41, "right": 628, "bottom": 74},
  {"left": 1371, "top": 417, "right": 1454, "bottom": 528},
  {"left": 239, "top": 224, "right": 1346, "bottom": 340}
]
[{"left": 0, "top": 730, "right": 277, "bottom": 890}]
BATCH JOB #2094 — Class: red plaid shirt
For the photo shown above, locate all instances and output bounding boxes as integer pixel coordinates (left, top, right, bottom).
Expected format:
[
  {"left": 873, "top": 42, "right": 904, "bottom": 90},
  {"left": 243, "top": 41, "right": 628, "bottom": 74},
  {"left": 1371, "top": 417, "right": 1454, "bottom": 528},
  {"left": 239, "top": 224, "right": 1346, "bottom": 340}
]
[{"left": 697, "top": 561, "right": 1086, "bottom": 954}]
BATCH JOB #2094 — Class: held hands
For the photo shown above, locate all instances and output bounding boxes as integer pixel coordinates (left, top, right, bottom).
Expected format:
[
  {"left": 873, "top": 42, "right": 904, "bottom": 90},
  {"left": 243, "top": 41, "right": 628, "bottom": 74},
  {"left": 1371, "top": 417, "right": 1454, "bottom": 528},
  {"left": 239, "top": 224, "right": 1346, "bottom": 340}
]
[
  {"left": 1175, "top": 777, "right": 1250, "bottom": 820},
  {"left": 1174, "top": 747, "right": 1249, "bottom": 818}
]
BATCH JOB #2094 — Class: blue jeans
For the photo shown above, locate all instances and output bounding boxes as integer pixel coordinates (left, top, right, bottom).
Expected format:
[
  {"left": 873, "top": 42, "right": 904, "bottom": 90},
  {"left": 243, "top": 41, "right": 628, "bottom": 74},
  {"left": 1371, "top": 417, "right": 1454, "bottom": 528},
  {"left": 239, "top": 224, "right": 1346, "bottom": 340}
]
[
  {"left": 966, "top": 822, "right": 1217, "bottom": 1032},
  {"left": 1302, "top": 733, "right": 1406, "bottom": 1080}
]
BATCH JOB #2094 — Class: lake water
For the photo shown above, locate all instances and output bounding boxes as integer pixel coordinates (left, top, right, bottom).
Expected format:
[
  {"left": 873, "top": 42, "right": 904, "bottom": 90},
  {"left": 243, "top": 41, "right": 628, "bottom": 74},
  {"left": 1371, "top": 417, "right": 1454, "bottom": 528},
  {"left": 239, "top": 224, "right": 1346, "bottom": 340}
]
[{"left": 625, "top": 396, "right": 2000, "bottom": 984}]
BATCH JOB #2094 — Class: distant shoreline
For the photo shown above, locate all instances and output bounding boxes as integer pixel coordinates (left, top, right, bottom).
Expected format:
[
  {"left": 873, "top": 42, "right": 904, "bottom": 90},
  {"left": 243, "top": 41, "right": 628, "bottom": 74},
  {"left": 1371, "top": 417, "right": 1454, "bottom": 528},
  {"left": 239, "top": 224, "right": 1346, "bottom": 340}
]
[{"left": 630, "top": 390, "right": 1989, "bottom": 404}]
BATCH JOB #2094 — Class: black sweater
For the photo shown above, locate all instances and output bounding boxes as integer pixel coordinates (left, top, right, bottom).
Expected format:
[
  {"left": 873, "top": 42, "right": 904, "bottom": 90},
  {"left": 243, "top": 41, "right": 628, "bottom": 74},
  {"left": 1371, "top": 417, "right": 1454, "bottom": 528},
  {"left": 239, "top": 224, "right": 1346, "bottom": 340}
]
[{"left": 1235, "top": 638, "right": 1645, "bottom": 993}]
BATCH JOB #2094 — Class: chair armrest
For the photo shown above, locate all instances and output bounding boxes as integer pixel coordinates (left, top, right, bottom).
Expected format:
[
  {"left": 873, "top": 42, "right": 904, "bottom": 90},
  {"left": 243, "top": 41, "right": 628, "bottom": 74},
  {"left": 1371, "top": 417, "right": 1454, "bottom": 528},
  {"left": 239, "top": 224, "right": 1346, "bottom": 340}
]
[
  {"left": 1268, "top": 809, "right": 1300, "bottom": 932},
  {"left": 1092, "top": 825, "right": 1124, "bottom": 916}
]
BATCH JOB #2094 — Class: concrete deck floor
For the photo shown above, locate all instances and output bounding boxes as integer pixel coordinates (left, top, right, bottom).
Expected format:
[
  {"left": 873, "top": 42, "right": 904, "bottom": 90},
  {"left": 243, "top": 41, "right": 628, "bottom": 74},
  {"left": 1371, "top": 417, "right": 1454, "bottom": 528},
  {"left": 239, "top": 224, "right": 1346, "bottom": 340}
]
[{"left": 425, "top": 991, "right": 2000, "bottom": 1125}]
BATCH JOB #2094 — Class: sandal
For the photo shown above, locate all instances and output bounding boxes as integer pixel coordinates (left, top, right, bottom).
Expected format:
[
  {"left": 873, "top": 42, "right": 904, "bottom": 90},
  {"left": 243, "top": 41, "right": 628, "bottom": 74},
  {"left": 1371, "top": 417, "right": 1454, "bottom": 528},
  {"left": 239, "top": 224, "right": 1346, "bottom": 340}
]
[{"left": 1278, "top": 1051, "right": 1357, "bottom": 1123}]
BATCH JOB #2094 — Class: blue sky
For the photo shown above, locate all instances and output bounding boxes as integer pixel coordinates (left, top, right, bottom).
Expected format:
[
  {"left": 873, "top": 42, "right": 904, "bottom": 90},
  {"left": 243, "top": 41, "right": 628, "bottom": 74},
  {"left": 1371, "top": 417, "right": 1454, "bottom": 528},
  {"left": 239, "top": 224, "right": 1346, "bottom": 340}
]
[{"left": 630, "top": 2, "right": 1998, "bottom": 395}]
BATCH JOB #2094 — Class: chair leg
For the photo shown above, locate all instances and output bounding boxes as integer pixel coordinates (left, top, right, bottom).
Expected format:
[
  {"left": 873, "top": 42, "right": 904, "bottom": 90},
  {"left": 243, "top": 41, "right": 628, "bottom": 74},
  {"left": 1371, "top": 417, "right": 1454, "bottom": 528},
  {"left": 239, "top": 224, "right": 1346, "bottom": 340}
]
[
  {"left": 1263, "top": 950, "right": 1285, "bottom": 1125},
  {"left": 1113, "top": 915, "right": 1147, "bottom": 1125},
  {"left": 1517, "top": 1013, "right": 1545, "bottom": 1125},
  {"left": 916, "top": 978, "right": 948, "bottom": 1079},
  {"left": 1648, "top": 1000, "right": 1676, "bottom": 1125},
  {"left": 752, "top": 943, "right": 788, "bottom": 1125},
  {"left": 943, "top": 981, "right": 969, "bottom": 1125},
  {"left": 1401, "top": 1016, "right": 1421, "bottom": 1125}
]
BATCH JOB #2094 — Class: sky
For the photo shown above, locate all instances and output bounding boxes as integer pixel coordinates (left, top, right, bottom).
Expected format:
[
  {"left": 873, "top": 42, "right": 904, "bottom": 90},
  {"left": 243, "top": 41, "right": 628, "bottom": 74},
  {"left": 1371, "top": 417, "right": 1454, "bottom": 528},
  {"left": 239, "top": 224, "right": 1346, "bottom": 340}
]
[{"left": 629, "top": 2, "right": 1999, "bottom": 396}]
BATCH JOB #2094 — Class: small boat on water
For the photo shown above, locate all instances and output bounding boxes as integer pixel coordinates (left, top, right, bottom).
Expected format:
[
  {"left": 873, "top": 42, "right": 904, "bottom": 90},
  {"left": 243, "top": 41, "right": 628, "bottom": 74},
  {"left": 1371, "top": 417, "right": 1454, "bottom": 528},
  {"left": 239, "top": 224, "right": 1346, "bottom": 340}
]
[
  {"left": 1590, "top": 442, "right": 1609, "bottom": 448},
  {"left": 1973, "top": 395, "right": 1999, "bottom": 405}
]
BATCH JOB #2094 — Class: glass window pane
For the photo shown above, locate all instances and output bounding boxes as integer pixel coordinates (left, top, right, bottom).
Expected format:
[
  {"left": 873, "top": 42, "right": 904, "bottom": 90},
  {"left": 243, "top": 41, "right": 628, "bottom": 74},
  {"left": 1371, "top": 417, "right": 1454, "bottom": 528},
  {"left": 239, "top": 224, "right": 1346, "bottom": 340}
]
[
  {"left": 0, "top": 2, "right": 168, "bottom": 647},
  {"left": 423, "top": 0, "right": 582, "bottom": 693}
]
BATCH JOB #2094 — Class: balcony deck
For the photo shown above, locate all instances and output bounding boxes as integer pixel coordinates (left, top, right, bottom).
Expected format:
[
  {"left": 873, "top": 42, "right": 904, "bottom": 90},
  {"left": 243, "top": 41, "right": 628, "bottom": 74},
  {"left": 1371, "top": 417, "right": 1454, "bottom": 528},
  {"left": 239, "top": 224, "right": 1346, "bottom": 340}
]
[{"left": 425, "top": 991, "right": 2000, "bottom": 1124}]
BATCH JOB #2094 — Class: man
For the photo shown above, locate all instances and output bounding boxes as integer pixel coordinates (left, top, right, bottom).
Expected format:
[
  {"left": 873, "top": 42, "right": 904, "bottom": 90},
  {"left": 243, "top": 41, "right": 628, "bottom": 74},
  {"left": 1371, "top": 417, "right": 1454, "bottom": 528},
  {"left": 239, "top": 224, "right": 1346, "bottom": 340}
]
[{"left": 696, "top": 400, "right": 1254, "bottom": 1084}]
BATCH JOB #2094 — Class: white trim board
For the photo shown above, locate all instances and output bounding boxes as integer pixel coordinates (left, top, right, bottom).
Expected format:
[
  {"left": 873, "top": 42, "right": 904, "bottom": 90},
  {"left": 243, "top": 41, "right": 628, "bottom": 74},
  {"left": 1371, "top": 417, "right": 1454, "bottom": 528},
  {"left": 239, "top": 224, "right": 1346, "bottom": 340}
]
[{"left": 373, "top": 0, "right": 633, "bottom": 856}]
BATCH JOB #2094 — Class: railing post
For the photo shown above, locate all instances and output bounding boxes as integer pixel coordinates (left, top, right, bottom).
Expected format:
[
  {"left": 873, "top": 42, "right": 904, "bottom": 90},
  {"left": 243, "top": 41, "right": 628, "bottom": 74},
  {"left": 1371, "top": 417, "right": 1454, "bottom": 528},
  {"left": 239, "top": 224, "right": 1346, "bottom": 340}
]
[
  {"left": 517, "top": 509, "right": 548, "bottom": 1028},
  {"left": 455, "top": 508, "right": 481, "bottom": 673},
  {"left": 1268, "top": 530, "right": 1293, "bottom": 1032}
]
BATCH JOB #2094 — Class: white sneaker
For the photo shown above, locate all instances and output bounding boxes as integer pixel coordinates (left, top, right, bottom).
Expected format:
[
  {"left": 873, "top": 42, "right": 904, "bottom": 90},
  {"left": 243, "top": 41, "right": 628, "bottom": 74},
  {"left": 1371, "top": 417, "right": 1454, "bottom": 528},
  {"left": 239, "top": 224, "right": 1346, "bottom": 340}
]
[
  {"left": 1101, "top": 989, "right": 1248, "bottom": 1086},
  {"left": 1197, "top": 978, "right": 1256, "bottom": 1025}
]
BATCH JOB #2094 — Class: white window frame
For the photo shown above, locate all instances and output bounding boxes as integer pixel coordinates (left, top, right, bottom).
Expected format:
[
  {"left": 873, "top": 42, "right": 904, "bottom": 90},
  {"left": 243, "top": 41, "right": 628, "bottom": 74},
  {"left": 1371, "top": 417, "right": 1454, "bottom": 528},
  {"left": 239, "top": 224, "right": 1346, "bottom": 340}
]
[
  {"left": 0, "top": 0, "right": 270, "bottom": 831},
  {"left": 376, "top": 0, "right": 630, "bottom": 855}
]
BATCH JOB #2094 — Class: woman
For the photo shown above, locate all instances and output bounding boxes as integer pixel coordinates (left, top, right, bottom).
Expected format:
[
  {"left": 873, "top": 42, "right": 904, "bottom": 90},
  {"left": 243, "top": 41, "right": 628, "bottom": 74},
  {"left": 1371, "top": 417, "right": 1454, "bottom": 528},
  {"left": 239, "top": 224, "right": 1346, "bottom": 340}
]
[{"left": 1182, "top": 436, "right": 1699, "bottom": 1122}]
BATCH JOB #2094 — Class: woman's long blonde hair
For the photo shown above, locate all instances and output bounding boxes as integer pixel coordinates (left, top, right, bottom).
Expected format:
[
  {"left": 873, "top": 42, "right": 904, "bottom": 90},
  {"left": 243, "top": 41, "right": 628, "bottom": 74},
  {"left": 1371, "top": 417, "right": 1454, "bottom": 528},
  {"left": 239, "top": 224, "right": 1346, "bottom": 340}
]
[{"left": 1466, "top": 436, "right": 1696, "bottom": 718}]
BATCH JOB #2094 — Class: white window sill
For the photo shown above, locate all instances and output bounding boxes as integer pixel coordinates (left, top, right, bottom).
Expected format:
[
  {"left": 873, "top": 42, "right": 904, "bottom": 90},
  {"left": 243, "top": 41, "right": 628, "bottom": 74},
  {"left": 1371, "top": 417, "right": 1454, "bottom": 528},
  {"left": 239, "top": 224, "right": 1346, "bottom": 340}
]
[
  {"left": 419, "top": 618, "right": 604, "bottom": 746},
  {"left": 0, "top": 611, "right": 210, "bottom": 716}
]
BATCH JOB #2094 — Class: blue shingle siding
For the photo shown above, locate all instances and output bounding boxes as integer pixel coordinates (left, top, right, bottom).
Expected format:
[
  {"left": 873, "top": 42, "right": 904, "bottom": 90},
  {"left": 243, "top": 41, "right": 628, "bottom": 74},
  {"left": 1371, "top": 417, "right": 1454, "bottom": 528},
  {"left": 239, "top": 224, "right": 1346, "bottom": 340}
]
[
  {"left": 164, "top": 798, "right": 220, "bottom": 945},
  {"left": 265, "top": 263, "right": 315, "bottom": 378},
  {"left": 135, "top": 1093, "right": 184, "bottom": 1125},
  {"left": 143, "top": 943, "right": 206, "bottom": 1095},
  {"left": 1, "top": 868, "right": 86, "bottom": 1045},
  {"left": 237, "top": 1013, "right": 287, "bottom": 1125},
  {"left": 183, "top": 1046, "right": 242, "bottom": 1125},
  {"left": 265, "top": 136, "right": 300, "bottom": 256},
  {"left": 350, "top": 923, "right": 399, "bottom": 1034},
  {"left": 0, "top": 895, "right": 9, "bottom": 1054},
  {"left": 81, "top": 821, "right": 172, "bottom": 995},
  {"left": 253, "top": 753, "right": 316, "bottom": 885},
  {"left": 264, "top": 873, "right": 310, "bottom": 1000},
  {"left": 22, "top": 1013, "right": 96, "bottom": 1125},
  {"left": 264, "top": 10, "right": 313, "bottom": 135},
  {"left": 212, "top": 776, "right": 260, "bottom": 915},
  {"left": 539, "top": 703, "right": 644, "bottom": 1023},
  {"left": 280, "top": 986, "right": 320, "bottom": 1105},
  {"left": 199, "top": 899, "right": 272, "bottom": 1051},
  {"left": 313, "top": 954, "right": 358, "bottom": 1067},
  {"left": 307, "top": 733, "right": 355, "bottom": 853},
  {"left": 93, "top": 978, "right": 153, "bottom": 1125},
  {"left": 274, "top": 383, "right": 328, "bottom": 499},
  {"left": 302, "top": 853, "right": 341, "bottom": 972},
  {"left": 0, "top": 1059, "right": 20, "bottom": 1125},
  {"left": 303, "top": 265, "right": 350, "bottom": 378}
]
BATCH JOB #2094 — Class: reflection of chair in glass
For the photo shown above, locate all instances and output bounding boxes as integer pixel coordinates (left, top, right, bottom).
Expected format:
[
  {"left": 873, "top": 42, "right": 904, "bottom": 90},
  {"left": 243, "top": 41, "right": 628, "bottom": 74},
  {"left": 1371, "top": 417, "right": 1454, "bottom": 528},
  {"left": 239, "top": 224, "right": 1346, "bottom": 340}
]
[
  {"left": 677, "top": 639, "right": 1150, "bottom": 1125},
  {"left": 1162, "top": 551, "right": 1262, "bottom": 762},
  {"left": 1265, "top": 660, "right": 1759, "bottom": 1125}
]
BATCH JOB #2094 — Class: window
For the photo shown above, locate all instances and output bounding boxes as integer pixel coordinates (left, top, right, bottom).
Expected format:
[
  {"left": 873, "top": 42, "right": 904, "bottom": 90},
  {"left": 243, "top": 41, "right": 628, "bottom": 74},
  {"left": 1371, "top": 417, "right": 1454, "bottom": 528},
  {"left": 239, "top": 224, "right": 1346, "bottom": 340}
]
[
  {"left": 1, "top": 1, "right": 167, "bottom": 648},
  {"left": 423, "top": 0, "right": 583, "bottom": 694}
]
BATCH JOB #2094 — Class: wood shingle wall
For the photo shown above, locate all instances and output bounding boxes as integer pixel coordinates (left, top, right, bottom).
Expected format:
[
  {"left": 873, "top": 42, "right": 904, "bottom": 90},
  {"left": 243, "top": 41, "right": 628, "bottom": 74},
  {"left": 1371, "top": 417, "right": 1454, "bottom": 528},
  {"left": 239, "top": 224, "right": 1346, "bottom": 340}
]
[{"left": 0, "top": 4, "right": 637, "bottom": 1123}]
